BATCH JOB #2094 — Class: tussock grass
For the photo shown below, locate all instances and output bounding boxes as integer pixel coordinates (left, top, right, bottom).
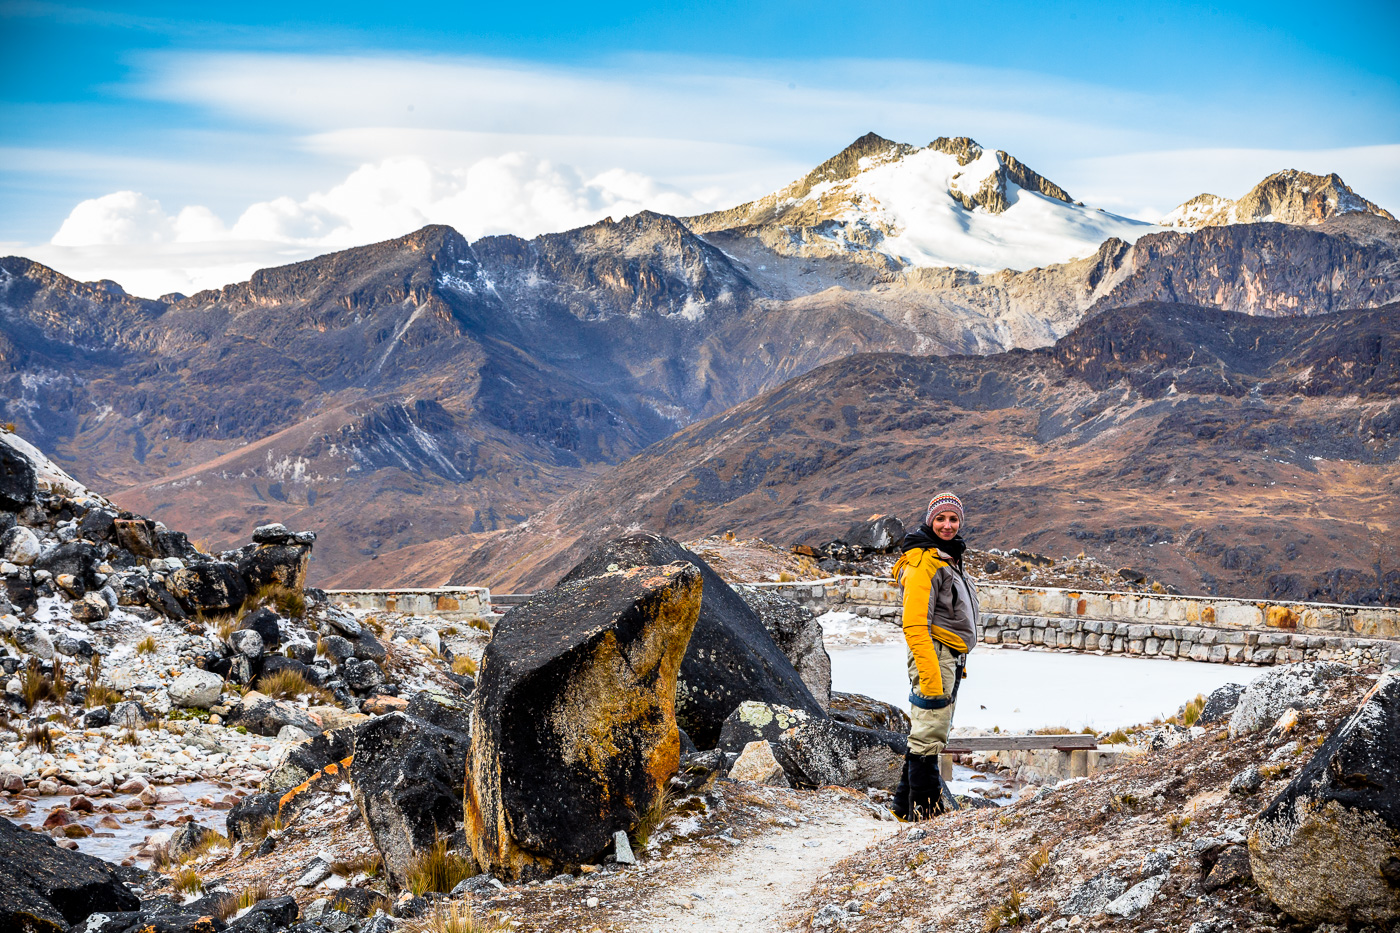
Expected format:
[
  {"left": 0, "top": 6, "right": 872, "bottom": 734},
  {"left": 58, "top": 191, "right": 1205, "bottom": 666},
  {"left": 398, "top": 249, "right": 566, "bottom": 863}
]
[
  {"left": 1031, "top": 726, "right": 1072, "bottom": 736},
  {"left": 241, "top": 583, "right": 306, "bottom": 620},
  {"left": 84, "top": 683, "right": 123, "bottom": 708},
  {"left": 467, "top": 617, "right": 491, "bottom": 633},
  {"left": 215, "top": 882, "right": 271, "bottom": 921},
  {"left": 1019, "top": 843, "right": 1052, "bottom": 880},
  {"left": 1104, "top": 728, "right": 1132, "bottom": 745},
  {"left": 982, "top": 885, "right": 1028, "bottom": 931},
  {"left": 406, "top": 902, "right": 508, "bottom": 933},
  {"left": 450, "top": 655, "right": 477, "bottom": 677},
  {"left": 1175, "top": 693, "right": 1207, "bottom": 727},
  {"left": 171, "top": 867, "right": 203, "bottom": 895},
  {"left": 136, "top": 635, "right": 158, "bottom": 655},
  {"left": 255, "top": 668, "right": 332, "bottom": 704},
  {"left": 25, "top": 722, "right": 54, "bottom": 752},
  {"left": 405, "top": 839, "right": 477, "bottom": 896},
  {"left": 630, "top": 783, "right": 675, "bottom": 851},
  {"left": 20, "top": 659, "right": 53, "bottom": 710},
  {"left": 330, "top": 853, "right": 383, "bottom": 878},
  {"left": 1166, "top": 812, "right": 1192, "bottom": 837}
]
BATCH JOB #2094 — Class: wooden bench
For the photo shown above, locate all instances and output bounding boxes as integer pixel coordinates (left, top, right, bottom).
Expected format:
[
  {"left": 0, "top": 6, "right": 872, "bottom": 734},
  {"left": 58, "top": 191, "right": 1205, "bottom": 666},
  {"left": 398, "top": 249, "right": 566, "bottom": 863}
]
[{"left": 943, "top": 734, "right": 1098, "bottom": 753}]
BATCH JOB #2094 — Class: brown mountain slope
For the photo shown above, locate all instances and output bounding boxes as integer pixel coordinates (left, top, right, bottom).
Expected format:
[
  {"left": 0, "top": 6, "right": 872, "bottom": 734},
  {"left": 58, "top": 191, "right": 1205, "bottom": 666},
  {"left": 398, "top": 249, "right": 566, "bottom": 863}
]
[{"left": 447, "top": 301, "right": 1400, "bottom": 606}]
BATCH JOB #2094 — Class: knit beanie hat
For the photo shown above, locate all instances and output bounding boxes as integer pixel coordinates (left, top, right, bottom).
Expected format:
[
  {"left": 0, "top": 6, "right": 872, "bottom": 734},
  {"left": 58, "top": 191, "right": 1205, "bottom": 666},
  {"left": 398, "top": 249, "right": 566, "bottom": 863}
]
[{"left": 925, "top": 492, "right": 964, "bottom": 526}]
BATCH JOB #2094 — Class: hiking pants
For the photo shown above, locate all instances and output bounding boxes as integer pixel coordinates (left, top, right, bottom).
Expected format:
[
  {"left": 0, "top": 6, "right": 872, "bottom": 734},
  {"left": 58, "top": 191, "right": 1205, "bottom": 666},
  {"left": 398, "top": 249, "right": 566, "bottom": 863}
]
[{"left": 906, "top": 640, "right": 961, "bottom": 756}]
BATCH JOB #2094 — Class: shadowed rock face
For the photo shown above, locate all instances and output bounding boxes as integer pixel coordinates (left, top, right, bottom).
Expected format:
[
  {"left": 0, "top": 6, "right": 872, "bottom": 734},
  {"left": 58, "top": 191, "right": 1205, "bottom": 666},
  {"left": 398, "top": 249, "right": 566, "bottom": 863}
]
[
  {"left": 465, "top": 562, "right": 700, "bottom": 880},
  {"left": 1250, "top": 670, "right": 1400, "bottom": 923},
  {"left": 559, "top": 533, "right": 826, "bottom": 747},
  {"left": 0, "top": 815, "right": 139, "bottom": 932}
]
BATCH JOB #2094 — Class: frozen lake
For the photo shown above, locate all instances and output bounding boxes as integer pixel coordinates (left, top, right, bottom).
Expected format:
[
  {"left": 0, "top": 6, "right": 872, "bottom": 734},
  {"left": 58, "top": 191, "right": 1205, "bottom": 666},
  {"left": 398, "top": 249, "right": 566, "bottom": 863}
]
[{"left": 829, "top": 643, "right": 1268, "bottom": 732}]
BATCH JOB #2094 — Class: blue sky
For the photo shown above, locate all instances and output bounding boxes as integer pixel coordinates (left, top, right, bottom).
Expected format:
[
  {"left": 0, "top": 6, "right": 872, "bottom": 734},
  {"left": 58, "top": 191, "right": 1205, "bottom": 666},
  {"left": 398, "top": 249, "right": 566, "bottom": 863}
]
[{"left": 2, "top": 0, "right": 1397, "bottom": 296}]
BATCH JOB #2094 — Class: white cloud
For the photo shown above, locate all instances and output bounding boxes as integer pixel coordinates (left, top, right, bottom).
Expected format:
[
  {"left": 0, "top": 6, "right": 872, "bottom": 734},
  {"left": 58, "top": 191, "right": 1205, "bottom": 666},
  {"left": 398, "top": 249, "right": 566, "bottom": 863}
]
[{"left": 33, "top": 152, "right": 722, "bottom": 296}]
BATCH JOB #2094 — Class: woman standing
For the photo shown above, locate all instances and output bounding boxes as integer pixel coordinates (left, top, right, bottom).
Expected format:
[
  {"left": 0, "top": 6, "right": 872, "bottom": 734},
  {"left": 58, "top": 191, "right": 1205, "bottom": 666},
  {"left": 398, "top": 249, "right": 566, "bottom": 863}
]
[{"left": 890, "top": 492, "right": 980, "bottom": 820}]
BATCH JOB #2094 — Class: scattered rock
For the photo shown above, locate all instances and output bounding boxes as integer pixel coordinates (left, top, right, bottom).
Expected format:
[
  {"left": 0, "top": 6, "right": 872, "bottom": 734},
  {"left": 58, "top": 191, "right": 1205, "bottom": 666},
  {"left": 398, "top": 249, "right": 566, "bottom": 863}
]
[
  {"left": 167, "top": 821, "right": 217, "bottom": 862},
  {"left": 226, "top": 793, "right": 278, "bottom": 843},
  {"left": 228, "top": 629, "right": 265, "bottom": 659},
  {"left": 728, "top": 740, "right": 790, "bottom": 786},
  {"left": 238, "top": 607, "right": 282, "bottom": 649},
  {"left": 168, "top": 560, "right": 249, "bottom": 617},
  {"left": 169, "top": 670, "right": 224, "bottom": 709},
  {"left": 1061, "top": 872, "right": 1128, "bottom": 917},
  {"left": 467, "top": 561, "right": 701, "bottom": 880},
  {"left": 558, "top": 532, "right": 823, "bottom": 748},
  {"left": 235, "top": 699, "right": 320, "bottom": 737},
  {"left": 612, "top": 830, "right": 636, "bottom": 865},
  {"left": 1229, "top": 765, "right": 1263, "bottom": 796},
  {"left": 842, "top": 514, "right": 905, "bottom": 552},
  {"left": 1202, "top": 845, "right": 1252, "bottom": 893},
  {"left": 1199, "top": 682, "right": 1245, "bottom": 724},
  {"left": 1249, "top": 669, "right": 1400, "bottom": 923},
  {"left": 1, "top": 525, "right": 41, "bottom": 566},
  {"left": 318, "top": 635, "right": 356, "bottom": 666},
  {"left": 341, "top": 657, "right": 385, "bottom": 693},
  {"left": 1229, "top": 662, "right": 1350, "bottom": 738}
]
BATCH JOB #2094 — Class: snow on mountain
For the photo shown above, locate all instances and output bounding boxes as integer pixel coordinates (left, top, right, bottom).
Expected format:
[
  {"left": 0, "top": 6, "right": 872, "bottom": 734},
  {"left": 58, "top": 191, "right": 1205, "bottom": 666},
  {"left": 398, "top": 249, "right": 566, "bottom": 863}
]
[
  {"left": 687, "top": 133, "right": 1158, "bottom": 274},
  {"left": 1160, "top": 169, "right": 1395, "bottom": 228}
]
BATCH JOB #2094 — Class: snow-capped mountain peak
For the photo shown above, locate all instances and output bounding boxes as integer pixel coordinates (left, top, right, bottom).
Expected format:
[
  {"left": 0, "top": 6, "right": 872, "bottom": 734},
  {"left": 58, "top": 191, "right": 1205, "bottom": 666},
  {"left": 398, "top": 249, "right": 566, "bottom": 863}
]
[
  {"left": 687, "top": 133, "right": 1156, "bottom": 274},
  {"left": 1160, "top": 170, "right": 1395, "bottom": 228}
]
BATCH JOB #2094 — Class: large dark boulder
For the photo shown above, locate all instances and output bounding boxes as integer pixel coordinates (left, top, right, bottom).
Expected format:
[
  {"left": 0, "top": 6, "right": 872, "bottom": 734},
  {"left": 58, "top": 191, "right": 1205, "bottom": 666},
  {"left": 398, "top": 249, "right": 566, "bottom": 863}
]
[
  {"left": 1250, "top": 670, "right": 1400, "bottom": 924},
  {"left": 0, "top": 814, "right": 139, "bottom": 932},
  {"left": 775, "top": 718, "right": 907, "bottom": 790},
  {"left": 842, "top": 514, "right": 905, "bottom": 552},
  {"left": 234, "top": 699, "right": 320, "bottom": 737},
  {"left": 828, "top": 691, "right": 912, "bottom": 735},
  {"left": 741, "top": 588, "right": 831, "bottom": 709},
  {"left": 168, "top": 561, "right": 249, "bottom": 617},
  {"left": 1199, "top": 682, "right": 1245, "bottom": 724},
  {"left": 467, "top": 562, "right": 701, "bottom": 881},
  {"left": 238, "top": 608, "right": 282, "bottom": 649},
  {"left": 35, "top": 542, "right": 101, "bottom": 591},
  {"left": 0, "top": 441, "right": 37, "bottom": 511},
  {"left": 559, "top": 532, "right": 823, "bottom": 747},
  {"left": 225, "top": 793, "right": 278, "bottom": 844},
  {"left": 77, "top": 508, "right": 117, "bottom": 544},
  {"left": 350, "top": 711, "right": 472, "bottom": 888},
  {"left": 238, "top": 543, "right": 312, "bottom": 593}
]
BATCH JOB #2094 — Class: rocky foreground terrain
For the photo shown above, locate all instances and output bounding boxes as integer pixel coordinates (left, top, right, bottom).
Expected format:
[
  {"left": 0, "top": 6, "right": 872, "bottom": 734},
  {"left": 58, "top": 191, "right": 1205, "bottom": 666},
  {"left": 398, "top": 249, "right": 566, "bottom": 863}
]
[
  {"left": 1, "top": 135, "right": 1398, "bottom": 591},
  {"left": 2, "top": 425, "right": 1398, "bottom": 933}
]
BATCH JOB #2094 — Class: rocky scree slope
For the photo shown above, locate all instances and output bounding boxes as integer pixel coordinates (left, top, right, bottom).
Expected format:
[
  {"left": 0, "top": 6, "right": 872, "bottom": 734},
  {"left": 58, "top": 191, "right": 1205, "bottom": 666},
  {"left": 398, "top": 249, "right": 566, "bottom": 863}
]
[{"left": 449, "top": 300, "right": 1400, "bottom": 603}]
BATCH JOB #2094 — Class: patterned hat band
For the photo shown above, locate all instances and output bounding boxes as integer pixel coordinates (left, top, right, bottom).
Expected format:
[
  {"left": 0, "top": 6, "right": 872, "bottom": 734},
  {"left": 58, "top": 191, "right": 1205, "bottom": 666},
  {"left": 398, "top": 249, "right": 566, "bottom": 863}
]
[{"left": 925, "top": 492, "right": 964, "bottom": 525}]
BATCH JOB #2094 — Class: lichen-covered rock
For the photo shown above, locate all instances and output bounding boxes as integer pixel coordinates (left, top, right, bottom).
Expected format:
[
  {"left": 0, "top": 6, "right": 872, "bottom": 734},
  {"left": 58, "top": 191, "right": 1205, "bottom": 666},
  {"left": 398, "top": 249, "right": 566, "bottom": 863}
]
[
  {"left": 1229, "top": 662, "right": 1350, "bottom": 739},
  {"left": 0, "top": 814, "right": 139, "bottom": 932},
  {"left": 2, "top": 525, "right": 40, "bottom": 565},
  {"left": 741, "top": 588, "right": 831, "bottom": 709},
  {"left": 559, "top": 533, "right": 822, "bottom": 748},
  {"left": 828, "top": 691, "right": 911, "bottom": 735},
  {"left": 226, "top": 793, "right": 278, "bottom": 843},
  {"left": 775, "top": 717, "right": 906, "bottom": 790},
  {"left": 238, "top": 541, "right": 312, "bottom": 593},
  {"left": 235, "top": 699, "right": 320, "bottom": 737},
  {"left": 466, "top": 562, "right": 701, "bottom": 881},
  {"left": 1249, "top": 670, "right": 1400, "bottom": 924},
  {"left": 716, "top": 701, "right": 811, "bottom": 754},
  {"left": 351, "top": 710, "right": 472, "bottom": 888},
  {"left": 238, "top": 607, "right": 282, "bottom": 649}
]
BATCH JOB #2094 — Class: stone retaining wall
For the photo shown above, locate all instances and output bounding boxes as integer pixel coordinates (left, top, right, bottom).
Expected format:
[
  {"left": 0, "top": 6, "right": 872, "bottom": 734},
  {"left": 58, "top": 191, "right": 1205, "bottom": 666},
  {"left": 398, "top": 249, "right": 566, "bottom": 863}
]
[
  {"left": 324, "top": 586, "right": 491, "bottom": 622},
  {"left": 736, "top": 577, "right": 1400, "bottom": 667}
]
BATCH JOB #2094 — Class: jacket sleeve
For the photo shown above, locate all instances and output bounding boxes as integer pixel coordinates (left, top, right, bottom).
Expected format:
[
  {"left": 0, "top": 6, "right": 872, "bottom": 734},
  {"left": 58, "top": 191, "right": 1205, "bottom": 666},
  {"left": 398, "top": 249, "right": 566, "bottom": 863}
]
[{"left": 900, "top": 556, "right": 944, "bottom": 697}]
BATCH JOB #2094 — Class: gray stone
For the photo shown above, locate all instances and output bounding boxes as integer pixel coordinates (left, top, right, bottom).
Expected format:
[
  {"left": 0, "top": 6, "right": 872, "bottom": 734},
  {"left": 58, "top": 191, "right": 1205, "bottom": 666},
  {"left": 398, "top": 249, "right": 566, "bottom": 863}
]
[
  {"left": 229, "top": 628, "right": 264, "bottom": 659},
  {"left": 612, "top": 829, "right": 636, "bottom": 864},
  {"left": 1104, "top": 874, "right": 1164, "bottom": 918},
  {"left": 169, "top": 669, "right": 224, "bottom": 709},
  {"left": 1, "top": 526, "right": 40, "bottom": 566},
  {"left": 1229, "top": 662, "right": 1350, "bottom": 739},
  {"left": 1229, "top": 765, "right": 1263, "bottom": 795},
  {"left": 15, "top": 626, "right": 54, "bottom": 659},
  {"left": 1060, "top": 872, "right": 1128, "bottom": 917}
]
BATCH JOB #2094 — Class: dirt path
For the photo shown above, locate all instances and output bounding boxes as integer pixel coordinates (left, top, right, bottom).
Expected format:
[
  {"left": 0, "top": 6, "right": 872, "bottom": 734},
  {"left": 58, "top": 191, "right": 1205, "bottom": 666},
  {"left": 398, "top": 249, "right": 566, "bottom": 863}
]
[{"left": 638, "top": 796, "right": 899, "bottom": 932}]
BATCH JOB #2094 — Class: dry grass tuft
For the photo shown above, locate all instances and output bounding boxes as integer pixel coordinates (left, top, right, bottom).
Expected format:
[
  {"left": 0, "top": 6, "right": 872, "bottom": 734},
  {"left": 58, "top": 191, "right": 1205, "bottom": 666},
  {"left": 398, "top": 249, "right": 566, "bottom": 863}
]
[
  {"left": 467, "top": 617, "right": 492, "bottom": 632},
  {"left": 1019, "top": 843, "right": 1052, "bottom": 880},
  {"left": 136, "top": 635, "right": 158, "bottom": 655},
  {"left": 85, "top": 683, "right": 123, "bottom": 708},
  {"left": 450, "top": 655, "right": 477, "bottom": 677},
  {"left": 242, "top": 583, "right": 306, "bottom": 620},
  {"left": 983, "top": 885, "right": 1028, "bottom": 931},
  {"left": 25, "top": 722, "right": 54, "bottom": 752},
  {"left": 406, "top": 902, "right": 509, "bottom": 933},
  {"left": 1166, "top": 812, "right": 1192, "bottom": 837},
  {"left": 255, "top": 668, "right": 332, "bottom": 704},
  {"left": 330, "top": 853, "right": 383, "bottom": 878},
  {"left": 405, "top": 839, "right": 477, "bottom": 896},
  {"left": 171, "top": 867, "right": 203, "bottom": 895},
  {"left": 630, "top": 783, "right": 675, "bottom": 851},
  {"left": 1175, "top": 693, "right": 1207, "bottom": 727},
  {"left": 215, "top": 882, "right": 271, "bottom": 920}
]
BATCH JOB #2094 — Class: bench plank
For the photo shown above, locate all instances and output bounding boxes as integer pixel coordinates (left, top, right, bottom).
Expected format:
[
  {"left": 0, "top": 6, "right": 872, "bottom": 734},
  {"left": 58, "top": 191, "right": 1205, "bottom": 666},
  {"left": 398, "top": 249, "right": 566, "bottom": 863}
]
[{"left": 943, "top": 735, "right": 1097, "bottom": 752}]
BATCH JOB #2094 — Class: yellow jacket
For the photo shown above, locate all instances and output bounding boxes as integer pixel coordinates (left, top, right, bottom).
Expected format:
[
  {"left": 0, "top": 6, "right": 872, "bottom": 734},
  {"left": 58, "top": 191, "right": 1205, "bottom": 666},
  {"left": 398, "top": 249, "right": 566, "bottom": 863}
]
[{"left": 893, "top": 545, "right": 980, "bottom": 697}]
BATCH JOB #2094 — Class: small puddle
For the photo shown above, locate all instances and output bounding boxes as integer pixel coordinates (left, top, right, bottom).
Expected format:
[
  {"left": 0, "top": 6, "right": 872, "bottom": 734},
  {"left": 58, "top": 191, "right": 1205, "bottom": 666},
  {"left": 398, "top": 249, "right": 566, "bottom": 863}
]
[{"left": 6, "top": 780, "right": 246, "bottom": 865}]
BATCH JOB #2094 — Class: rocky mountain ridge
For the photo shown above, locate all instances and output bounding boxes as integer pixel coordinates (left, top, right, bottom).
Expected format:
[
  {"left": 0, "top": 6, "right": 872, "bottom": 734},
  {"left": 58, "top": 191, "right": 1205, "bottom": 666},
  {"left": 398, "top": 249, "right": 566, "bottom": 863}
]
[
  {"left": 1, "top": 137, "right": 1397, "bottom": 586},
  {"left": 1161, "top": 169, "right": 1396, "bottom": 228},
  {"left": 446, "top": 300, "right": 1400, "bottom": 604}
]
